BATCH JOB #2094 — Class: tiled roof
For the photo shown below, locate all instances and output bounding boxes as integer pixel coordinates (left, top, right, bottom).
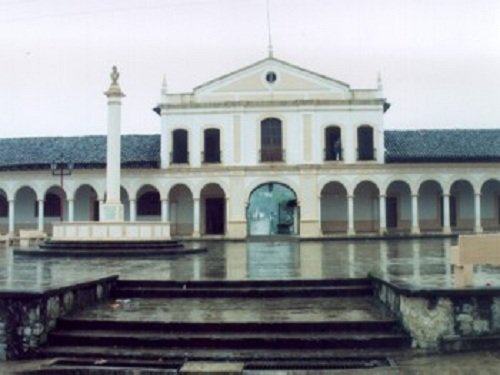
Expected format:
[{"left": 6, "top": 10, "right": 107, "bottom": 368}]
[
  {"left": 0, "top": 129, "right": 499, "bottom": 170},
  {"left": 384, "top": 129, "right": 500, "bottom": 163},
  {"left": 0, "top": 135, "right": 160, "bottom": 171}
]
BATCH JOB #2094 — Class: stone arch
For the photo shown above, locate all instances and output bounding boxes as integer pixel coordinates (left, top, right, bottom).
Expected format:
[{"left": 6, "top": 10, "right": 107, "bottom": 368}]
[
  {"left": 169, "top": 184, "right": 194, "bottom": 236},
  {"left": 136, "top": 184, "right": 161, "bottom": 221},
  {"left": 450, "top": 179, "right": 475, "bottom": 230},
  {"left": 320, "top": 181, "right": 348, "bottom": 233},
  {"left": 14, "top": 186, "right": 39, "bottom": 233},
  {"left": 418, "top": 180, "right": 443, "bottom": 232},
  {"left": 353, "top": 181, "right": 379, "bottom": 232},
  {"left": 200, "top": 183, "right": 226, "bottom": 235},
  {"left": 247, "top": 182, "right": 298, "bottom": 236},
  {"left": 74, "top": 184, "right": 99, "bottom": 221},
  {"left": 386, "top": 180, "right": 412, "bottom": 231},
  {"left": 480, "top": 179, "right": 500, "bottom": 230}
]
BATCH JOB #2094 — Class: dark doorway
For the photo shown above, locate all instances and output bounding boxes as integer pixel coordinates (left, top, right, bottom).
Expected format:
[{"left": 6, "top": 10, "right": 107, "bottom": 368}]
[
  {"left": 204, "top": 128, "right": 221, "bottom": 163},
  {"left": 357, "top": 126, "right": 374, "bottom": 160},
  {"left": 386, "top": 196, "right": 398, "bottom": 228},
  {"left": 205, "top": 198, "right": 225, "bottom": 234}
]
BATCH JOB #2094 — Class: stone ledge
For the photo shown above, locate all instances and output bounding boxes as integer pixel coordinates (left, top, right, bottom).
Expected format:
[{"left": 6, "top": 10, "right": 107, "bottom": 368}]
[{"left": 0, "top": 275, "right": 119, "bottom": 299}]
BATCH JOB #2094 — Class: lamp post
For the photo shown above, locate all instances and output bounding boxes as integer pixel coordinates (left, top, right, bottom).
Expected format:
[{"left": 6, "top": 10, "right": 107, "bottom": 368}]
[{"left": 51, "top": 153, "right": 73, "bottom": 222}]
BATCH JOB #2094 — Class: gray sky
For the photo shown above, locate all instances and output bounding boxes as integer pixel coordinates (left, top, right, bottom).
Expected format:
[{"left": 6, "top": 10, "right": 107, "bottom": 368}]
[{"left": 0, "top": 0, "right": 499, "bottom": 138}]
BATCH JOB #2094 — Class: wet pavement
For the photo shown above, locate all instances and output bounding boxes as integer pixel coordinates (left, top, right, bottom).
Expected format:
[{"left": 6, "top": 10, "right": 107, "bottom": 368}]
[
  {"left": 71, "top": 296, "right": 393, "bottom": 323},
  {"left": 2, "top": 237, "right": 500, "bottom": 292}
]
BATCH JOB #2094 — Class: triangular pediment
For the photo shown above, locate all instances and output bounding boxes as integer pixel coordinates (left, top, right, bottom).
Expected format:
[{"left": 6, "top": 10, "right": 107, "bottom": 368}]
[{"left": 193, "top": 57, "right": 351, "bottom": 101}]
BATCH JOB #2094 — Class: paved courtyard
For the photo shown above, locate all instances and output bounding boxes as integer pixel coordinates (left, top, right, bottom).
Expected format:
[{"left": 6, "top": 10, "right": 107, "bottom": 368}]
[{"left": 1, "top": 237, "right": 500, "bottom": 292}]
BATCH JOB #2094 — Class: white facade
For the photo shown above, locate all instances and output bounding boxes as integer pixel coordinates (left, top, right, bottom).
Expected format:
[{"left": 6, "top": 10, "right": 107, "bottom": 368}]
[{"left": 1, "top": 57, "right": 499, "bottom": 239}]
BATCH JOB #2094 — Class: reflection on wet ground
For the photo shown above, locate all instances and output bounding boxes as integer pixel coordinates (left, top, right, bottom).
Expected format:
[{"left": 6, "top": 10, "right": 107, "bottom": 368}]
[
  {"left": 74, "top": 297, "right": 393, "bottom": 323},
  {"left": 2, "top": 237, "right": 500, "bottom": 292}
]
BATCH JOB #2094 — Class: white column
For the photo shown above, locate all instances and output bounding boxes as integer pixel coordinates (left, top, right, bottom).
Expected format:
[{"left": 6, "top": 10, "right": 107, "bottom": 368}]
[
  {"left": 318, "top": 196, "right": 323, "bottom": 235},
  {"left": 193, "top": 197, "right": 200, "bottom": 237},
  {"left": 161, "top": 199, "right": 169, "bottom": 222},
  {"left": 411, "top": 194, "right": 420, "bottom": 234},
  {"left": 347, "top": 195, "right": 355, "bottom": 235},
  {"left": 102, "top": 66, "right": 125, "bottom": 222},
  {"left": 37, "top": 200, "right": 44, "bottom": 232},
  {"left": 8, "top": 200, "right": 14, "bottom": 235},
  {"left": 379, "top": 195, "right": 386, "bottom": 235},
  {"left": 442, "top": 194, "right": 451, "bottom": 234},
  {"left": 474, "top": 193, "right": 483, "bottom": 233},
  {"left": 225, "top": 197, "right": 230, "bottom": 236},
  {"left": 68, "top": 199, "right": 74, "bottom": 222},
  {"left": 129, "top": 199, "right": 136, "bottom": 222}
]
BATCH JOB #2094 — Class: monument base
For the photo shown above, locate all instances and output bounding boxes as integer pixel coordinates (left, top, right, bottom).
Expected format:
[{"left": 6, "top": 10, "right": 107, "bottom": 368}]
[
  {"left": 52, "top": 222, "right": 171, "bottom": 242},
  {"left": 100, "top": 203, "right": 124, "bottom": 222}
]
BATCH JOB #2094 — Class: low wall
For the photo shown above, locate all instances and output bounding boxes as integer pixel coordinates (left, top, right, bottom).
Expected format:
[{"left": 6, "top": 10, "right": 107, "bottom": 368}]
[
  {"left": 373, "top": 277, "right": 500, "bottom": 352},
  {"left": 0, "top": 275, "right": 117, "bottom": 359},
  {"left": 52, "top": 222, "right": 171, "bottom": 241}
]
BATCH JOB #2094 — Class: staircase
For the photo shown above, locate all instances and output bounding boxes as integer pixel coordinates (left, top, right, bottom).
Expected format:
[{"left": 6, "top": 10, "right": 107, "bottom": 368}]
[{"left": 36, "top": 279, "right": 410, "bottom": 373}]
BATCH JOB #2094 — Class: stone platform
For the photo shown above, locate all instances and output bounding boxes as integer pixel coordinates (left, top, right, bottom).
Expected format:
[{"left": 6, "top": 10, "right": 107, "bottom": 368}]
[{"left": 52, "top": 222, "right": 171, "bottom": 242}]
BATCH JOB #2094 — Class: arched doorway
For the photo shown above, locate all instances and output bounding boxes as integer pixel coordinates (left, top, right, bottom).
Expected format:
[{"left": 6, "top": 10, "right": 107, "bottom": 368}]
[
  {"left": 320, "top": 182, "right": 347, "bottom": 233},
  {"left": 136, "top": 185, "right": 161, "bottom": 221},
  {"left": 481, "top": 179, "right": 500, "bottom": 231},
  {"left": 450, "top": 180, "right": 474, "bottom": 231},
  {"left": 201, "top": 183, "right": 226, "bottom": 235},
  {"left": 386, "top": 181, "right": 412, "bottom": 232},
  {"left": 247, "top": 182, "right": 298, "bottom": 236},
  {"left": 418, "top": 180, "right": 443, "bottom": 232},
  {"left": 169, "top": 184, "right": 194, "bottom": 236},
  {"left": 74, "top": 184, "right": 99, "bottom": 221},
  {"left": 353, "top": 181, "right": 379, "bottom": 233}
]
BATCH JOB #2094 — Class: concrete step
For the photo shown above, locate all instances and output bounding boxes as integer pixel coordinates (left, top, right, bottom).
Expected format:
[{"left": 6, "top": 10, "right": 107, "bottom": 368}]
[
  {"left": 38, "top": 345, "right": 406, "bottom": 362},
  {"left": 56, "top": 318, "right": 400, "bottom": 333},
  {"left": 117, "top": 278, "right": 372, "bottom": 288},
  {"left": 47, "top": 329, "right": 410, "bottom": 350},
  {"left": 112, "top": 284, "right": 374, "bottom": 298},
  {"left": 113, "top": 278, "right": 374, "bottom": 298}
]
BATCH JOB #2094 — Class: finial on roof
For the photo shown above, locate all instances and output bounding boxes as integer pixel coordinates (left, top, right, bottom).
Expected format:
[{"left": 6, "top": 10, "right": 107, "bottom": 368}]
[
  {"left": 161, "top": 75, "right": 168, "bottom": 103},
  {"left": 377, "top": 71, "right": 383, "bottom": 91},
  {"left": 267, "top": 0, "right": 273, "bottom": 57}
]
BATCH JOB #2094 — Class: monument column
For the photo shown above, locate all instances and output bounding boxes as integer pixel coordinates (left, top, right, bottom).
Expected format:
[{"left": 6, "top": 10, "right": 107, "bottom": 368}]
[
  {"left": 193, "top": 197, "right": 200, "bottom": 237},
  {"left": 102, "top": 66, "right": 125, "bottom": 222},
  {"left": 129, "top": 199, "right": 136, "bottom": 222},
  {"left": 161, "top": 199, "right": 169, "bottom": 222},
  {"left": 411, "top": 194, "right": 420, "bottom": 234},
  {"left": 68, "top": 199, "right": 74, "bottom": 222},
  {"left": 442, "top": 194, "right": 451, "bottom": 234}
]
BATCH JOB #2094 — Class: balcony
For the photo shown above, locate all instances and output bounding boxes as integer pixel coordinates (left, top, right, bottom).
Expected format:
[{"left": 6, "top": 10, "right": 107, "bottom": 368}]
[
  {"left": 357, "top": 148, "right": 376, "bottom": 161},
  {"left": 324, "top": 148, "right": 344, "bottom": 161},
  {"left": 260, "top": 148, "right": 285, "bottom": 162},
  {"left": 202, "top": 150, "right": 222, "bottom": 164},
  {"left": 170, "top": 151, "right": 189, "bottom": 165}
]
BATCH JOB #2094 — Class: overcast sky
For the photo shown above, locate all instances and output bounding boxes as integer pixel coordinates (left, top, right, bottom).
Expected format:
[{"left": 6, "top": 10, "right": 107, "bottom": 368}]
[{"left": 0, "top": 0, "right": 499, "bottom": 138}]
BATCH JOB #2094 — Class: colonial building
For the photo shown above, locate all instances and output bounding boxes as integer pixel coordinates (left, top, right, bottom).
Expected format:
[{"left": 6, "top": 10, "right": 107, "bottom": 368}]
[{"left": 1, "top": 56, "right": 500, "bottom": 239}]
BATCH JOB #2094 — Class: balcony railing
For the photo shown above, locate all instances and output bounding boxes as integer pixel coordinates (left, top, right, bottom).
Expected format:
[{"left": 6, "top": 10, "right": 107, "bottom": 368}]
[
  {"left": 259, "top": 148, "right": 285, "bottom": 162},
  {"left": 324, "top": 148, "right": 344, "bottom": 161},
  {"left": 202, "top": 150, "right": 222, "bottom": 164},
  {"left": 357, "top": 148, "right": 376, "bottom": 161},
  {"left": 170, "top": 151, "right": 189, "bottom": 165}
]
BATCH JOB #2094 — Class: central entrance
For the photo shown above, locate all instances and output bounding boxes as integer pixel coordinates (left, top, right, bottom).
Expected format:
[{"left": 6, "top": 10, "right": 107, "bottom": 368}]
[{"left": 247, "top": 182, "right": 298, "bottom": 236}]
